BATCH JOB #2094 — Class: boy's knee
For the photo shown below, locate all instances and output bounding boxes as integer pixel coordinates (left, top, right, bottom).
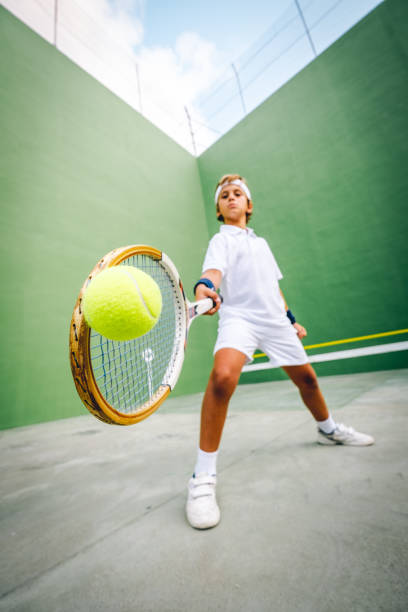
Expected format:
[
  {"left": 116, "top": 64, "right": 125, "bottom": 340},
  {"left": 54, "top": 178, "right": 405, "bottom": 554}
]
[
  {"left": 298, "top": 372, "right": 319, "bottom": 391},
  {"left": 211, "top": 365, "right": 239, "bottom": 396}
]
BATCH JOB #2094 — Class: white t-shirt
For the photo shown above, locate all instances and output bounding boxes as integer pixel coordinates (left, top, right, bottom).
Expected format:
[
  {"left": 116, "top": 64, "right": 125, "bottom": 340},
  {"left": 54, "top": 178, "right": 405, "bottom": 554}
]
[{"left": 202, "top": 224, "right": 287, "bottom": 327}]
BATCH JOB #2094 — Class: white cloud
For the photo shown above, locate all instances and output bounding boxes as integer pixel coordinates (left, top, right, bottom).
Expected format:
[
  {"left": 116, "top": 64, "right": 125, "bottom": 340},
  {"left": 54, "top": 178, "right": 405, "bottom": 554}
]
[
  {"left": 61, "top": 0, "right": 223, "bottom": 152},
  {"left": 59, "top": 0, "right": 224, "bottom": 152},
  {"left": 57, "top": 0, "right": 144, "bottom": 64},
  {"left": 134, "top": 32, "right": 223, "bottom": 152},
  {"left": 76, "top": 0, "right": 144, "bottom": 50}
]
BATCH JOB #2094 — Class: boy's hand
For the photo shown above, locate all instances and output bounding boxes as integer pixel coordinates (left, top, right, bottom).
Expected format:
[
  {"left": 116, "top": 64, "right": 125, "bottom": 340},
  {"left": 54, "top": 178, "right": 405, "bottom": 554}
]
[
  {"left": 195, "top": 285, "right": 221, "bottom": 315},
  {"left": 293, "top": 323, "right": 307, "bottom": 339}
]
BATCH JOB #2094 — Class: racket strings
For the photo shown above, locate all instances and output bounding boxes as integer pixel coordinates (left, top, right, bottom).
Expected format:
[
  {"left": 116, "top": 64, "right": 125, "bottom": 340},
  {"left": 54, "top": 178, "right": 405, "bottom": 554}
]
[{"left": 89, "top": 254, "right": 183, "bottom": 415}]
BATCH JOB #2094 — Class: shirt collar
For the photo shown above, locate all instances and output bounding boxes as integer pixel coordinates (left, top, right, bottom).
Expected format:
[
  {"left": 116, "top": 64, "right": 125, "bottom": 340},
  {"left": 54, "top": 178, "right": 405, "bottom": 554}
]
[{"left": 220, "top": 225, "right": 256, "bottom": 237}]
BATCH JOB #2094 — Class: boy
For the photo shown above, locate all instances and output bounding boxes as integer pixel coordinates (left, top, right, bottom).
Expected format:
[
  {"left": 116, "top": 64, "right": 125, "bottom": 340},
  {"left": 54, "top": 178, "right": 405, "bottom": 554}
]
[{"left": 186, "top": 174, "right": 374, "bottom": 530}]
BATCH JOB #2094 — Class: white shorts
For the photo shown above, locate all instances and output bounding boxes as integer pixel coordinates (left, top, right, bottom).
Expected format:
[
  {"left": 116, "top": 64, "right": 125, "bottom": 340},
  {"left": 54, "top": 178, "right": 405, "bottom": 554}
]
[{"left": 213, "top": 317, "right": 309, "bottom": 367}]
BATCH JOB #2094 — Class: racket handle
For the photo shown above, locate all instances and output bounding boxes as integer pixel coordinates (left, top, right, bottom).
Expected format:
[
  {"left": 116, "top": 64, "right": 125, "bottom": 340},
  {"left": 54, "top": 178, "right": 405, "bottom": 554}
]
[
  {"left": 188, "top": 294, "right": 223, "bottom": 322},
  {"left": 192, "top": 297, "right": 215, "bottom": 315}
]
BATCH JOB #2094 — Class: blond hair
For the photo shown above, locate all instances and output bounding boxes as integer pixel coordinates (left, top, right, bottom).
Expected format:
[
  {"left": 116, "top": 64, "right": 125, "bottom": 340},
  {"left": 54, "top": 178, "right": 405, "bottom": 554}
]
[{"left": 215, "top": 174, "right": 253, "bottom": 223}]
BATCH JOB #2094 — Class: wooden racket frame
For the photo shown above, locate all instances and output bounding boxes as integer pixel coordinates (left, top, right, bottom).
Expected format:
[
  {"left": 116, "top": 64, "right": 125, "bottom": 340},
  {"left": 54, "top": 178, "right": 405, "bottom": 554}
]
[{"left": 69, "top": 245, "right": 172, "bottom": 425}]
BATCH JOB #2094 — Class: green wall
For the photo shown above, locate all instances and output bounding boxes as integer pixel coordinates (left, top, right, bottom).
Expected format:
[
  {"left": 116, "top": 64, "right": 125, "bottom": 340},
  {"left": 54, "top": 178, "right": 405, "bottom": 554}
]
[
  {"left": 197, "top": 0, "right": 408, "bottom": 383},
  {"left": 0, "top": 8, "right": 216, "bottom": 429}
]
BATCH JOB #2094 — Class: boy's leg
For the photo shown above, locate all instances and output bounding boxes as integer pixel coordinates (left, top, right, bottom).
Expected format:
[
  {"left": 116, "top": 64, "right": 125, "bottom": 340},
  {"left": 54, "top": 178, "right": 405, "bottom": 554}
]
[
  {"left": 200, "top": 348, "right": 248, "bottom": 452},
  {"left": 186, "top": 348, "right": 246, "bottom": 530},
  {"left": 282, "top": 362, "right": 374, "bottom": 446},
  {"left": 282, "top": 363, "right": 329, "bottom": 422}
]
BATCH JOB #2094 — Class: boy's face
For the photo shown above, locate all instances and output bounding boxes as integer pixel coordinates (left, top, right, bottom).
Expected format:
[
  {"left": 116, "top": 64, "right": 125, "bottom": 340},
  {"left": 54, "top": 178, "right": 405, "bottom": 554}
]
[{"left": 217, "top": 184, "right": 253, "bottom": 227}]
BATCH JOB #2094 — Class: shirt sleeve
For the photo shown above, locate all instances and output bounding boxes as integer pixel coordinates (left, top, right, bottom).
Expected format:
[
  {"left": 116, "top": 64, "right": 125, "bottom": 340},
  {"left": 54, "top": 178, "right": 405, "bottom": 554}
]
[{"left": 202, "top": 233, "right": 227, "bottom": 276}]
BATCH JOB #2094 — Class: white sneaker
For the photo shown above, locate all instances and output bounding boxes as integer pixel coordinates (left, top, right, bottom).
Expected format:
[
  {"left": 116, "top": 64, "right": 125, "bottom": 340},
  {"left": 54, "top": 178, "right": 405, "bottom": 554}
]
[
  {"left": 186, "top": 473, "right": 220, "bottom": 529},
  {"left": 317, "top": 423, "right": 374, "bottom": 446}
]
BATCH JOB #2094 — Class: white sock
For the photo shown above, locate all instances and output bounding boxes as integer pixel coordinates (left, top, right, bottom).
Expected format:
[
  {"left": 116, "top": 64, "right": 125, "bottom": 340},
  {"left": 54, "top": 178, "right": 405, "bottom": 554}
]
[
  {"left": 194, "top": 448, "right": 218, "bottom": 477},
  {"left": 317, "top": 415, "right": 336, "bottom": 434}
]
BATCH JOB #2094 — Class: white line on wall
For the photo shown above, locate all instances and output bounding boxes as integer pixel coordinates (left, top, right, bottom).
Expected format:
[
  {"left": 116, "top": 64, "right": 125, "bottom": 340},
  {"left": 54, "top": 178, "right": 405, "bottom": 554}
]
[{"left": 242, "top": 341, "right": 408, "bottom": 373}]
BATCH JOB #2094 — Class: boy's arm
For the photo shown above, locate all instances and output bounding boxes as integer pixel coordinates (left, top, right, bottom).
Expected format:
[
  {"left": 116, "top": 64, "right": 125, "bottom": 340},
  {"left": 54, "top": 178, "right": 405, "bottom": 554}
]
[
  {"left": 279, "top": 289, "right": 307, "bottom": 339},
  {"left": 194, "top": 269, "right": 222, "bottom": 315}
]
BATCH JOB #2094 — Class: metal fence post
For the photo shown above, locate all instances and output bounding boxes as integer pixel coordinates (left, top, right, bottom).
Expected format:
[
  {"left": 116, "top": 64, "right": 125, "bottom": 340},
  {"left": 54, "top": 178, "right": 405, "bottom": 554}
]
[
  {"left": 294, "top": 0, "right": 316, "bottom": 57},
  {"left": 231, "top": 62, "right": 246, "bottom": 116},
  {"left": 184, "top": 106, "right": 197, "bottom": 156},
  {"left": 135, "top": 63, "right": 143, "bottom": 114},
  {"left": 54, "top": 0, "right": 58, "bottom": 47}
]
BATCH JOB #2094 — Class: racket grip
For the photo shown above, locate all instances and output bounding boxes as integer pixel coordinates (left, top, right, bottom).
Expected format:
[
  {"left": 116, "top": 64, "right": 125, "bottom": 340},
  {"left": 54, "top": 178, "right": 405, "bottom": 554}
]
[
  {"left": 193, "top": 297, "right": 214, "bottom": 315},
  {"left": 190, "top": 294, "right": 223, "bottom": 318}
]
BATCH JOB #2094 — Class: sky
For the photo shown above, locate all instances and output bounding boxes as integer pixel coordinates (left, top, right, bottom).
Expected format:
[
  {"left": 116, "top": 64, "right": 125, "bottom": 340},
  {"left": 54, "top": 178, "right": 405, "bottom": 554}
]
[
  {"left": 3, "top": 0, "right": 384, "bottom": 154},
  {"left": 142, "top": 0, "right": 289, "bottom": 58}
]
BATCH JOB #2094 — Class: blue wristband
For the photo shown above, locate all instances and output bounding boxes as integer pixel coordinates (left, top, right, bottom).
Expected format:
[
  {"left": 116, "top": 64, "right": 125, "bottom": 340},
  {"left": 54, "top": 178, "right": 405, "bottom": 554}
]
[
  {"left": 193, "top": 277, "right": 215, "bottom": 295},
  {"left": 286, "top": 309, "right": 296, "bottom": 324}
]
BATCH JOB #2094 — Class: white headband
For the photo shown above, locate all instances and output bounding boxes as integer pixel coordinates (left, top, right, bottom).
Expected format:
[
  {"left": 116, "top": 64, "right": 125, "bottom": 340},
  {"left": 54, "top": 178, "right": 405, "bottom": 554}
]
[{"left": 214, "top": 179, "right": 251, "bottom": 204}]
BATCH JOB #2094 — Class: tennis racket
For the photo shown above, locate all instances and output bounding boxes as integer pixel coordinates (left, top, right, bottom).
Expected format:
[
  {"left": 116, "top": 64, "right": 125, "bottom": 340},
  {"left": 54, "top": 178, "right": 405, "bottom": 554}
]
[{"left": 69, "top": 245, "right": 216, "bottom": 425}]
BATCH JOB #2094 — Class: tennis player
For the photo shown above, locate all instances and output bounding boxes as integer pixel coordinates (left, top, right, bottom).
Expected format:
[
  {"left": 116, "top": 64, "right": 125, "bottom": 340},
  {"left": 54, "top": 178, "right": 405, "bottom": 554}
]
[{"left": 186, "top": 173, "right": 374, "bottom": 529}]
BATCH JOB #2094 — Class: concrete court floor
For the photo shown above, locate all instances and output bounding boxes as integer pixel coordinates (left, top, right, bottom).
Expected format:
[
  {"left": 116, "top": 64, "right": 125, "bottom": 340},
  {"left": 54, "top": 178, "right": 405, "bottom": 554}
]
[{"left": 0, "top": 368, "right": 407, "bottom": 612}]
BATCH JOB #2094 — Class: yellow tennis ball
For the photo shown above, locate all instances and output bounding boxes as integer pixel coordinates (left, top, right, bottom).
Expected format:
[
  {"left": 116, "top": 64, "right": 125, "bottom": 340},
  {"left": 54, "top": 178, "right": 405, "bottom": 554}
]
[{"left": 82, "top": 266, "right": 162, "bottom": 341}]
